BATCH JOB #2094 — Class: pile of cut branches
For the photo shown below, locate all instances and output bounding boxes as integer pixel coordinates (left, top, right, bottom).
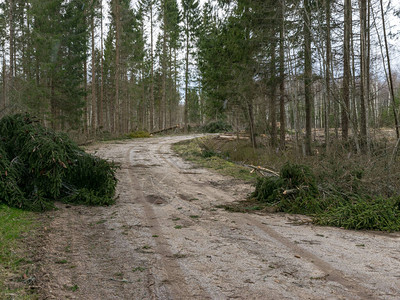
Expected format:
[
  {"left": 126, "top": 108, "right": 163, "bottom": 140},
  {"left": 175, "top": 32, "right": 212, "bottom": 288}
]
[
  {"left": 0, "top": 114, "right": 118, "bottom": 211},
  {"left": 251, "top": 163, "right": 400, "bottom": 231}
]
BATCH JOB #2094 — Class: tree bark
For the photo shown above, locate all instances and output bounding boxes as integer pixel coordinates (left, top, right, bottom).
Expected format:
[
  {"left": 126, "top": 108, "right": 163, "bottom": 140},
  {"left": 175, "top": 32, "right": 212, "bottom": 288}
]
[
  {"left": 91, "top": 0, "right": 96, "bottom": 136},
  {"left": 247, "top": 101, "right": 257, "bottom": 149},
  {"left": 84, "top": 55, "right": 88, "bottom": 133},
  {"left": 270, "top": 41, "right": 277, "bottom": 147},
  {"left": 150, "top": 4, "right": 154, "bottom": 131},
  {"left": 325, "top": 0, "right": 333, "bottom": 145},
  {"left": 184, "top": 15, "right": 189, "bottom": 132},
  {"left": 2, "top": 52, "right": 6, "bottom": 111},
  {"left": 114, "top": 0, "right": 120, "bottom": 133},
  {"left": 359, "top": 0, "right": 368, "bottom": 149},
  {"left": 380, "top": 0, "right": 399, "bottom": 138},
  {"left": 99, "top": 0, "right": 104, "bottom": 130},
  {"left": 304, "top": 0, "right": 313, "bottom": 155},
  {"left": 279, "top": 0, "right": 286, "bottom": 149},
  {"left": 342, "top": 0, "right": 350, "bottom": 141},
  {"left": 8, "top": 0, "right": 14, "bottom": 104},
  {"left": 161, "top": 0, "right": 167, "bottom": 130}
]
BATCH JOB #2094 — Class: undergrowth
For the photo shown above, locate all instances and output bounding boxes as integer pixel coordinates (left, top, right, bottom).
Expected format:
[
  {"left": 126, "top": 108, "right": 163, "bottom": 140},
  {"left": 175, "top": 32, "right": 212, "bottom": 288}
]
[
  {"left": 201, "top": 120, "right": 232, "bottom": 133},
  {"left": 172, "top": 137, "right": 257, "bottom": 182},
  {"left": 0, "top": 114, "right": 118, "bottom": 211},
  {"left": 126, "top": 130, "right": 151, "bottom": 139},
  {"left": 182, "top": 136, "right": 400, "bottom": 232}
]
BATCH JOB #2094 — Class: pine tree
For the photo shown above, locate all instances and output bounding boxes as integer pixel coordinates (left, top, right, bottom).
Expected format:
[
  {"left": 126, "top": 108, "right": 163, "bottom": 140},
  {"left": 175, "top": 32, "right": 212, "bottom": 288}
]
[
  {"left": 182, "top": 0, "right": 200, "bottom": 132},
  {"left": 165, "top": 0, "right": 180, "bottom": 127},
  {"left": 140, "top": 0, "right": 156, "bottom": 131},
  {"left": 29, "top": 0, "right": 88, "bottom": 129}
]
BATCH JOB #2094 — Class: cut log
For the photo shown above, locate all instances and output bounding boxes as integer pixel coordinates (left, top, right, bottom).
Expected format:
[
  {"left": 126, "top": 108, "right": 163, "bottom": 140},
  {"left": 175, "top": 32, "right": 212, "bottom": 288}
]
[
  {"left": 151, "top": 125, "right": 180, "bottom": 135},
  {"left": 244, "top": 164, "right": 280, "bottom": 177}
]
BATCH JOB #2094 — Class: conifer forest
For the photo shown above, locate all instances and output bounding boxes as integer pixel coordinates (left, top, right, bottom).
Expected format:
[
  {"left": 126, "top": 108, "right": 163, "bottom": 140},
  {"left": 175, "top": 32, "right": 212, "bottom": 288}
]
[
  {"left": 0, "top": 0, "right": 398, "bottom": 151},
  {"left": 4, "top": 1, "right": 400, "bottom": 298}
]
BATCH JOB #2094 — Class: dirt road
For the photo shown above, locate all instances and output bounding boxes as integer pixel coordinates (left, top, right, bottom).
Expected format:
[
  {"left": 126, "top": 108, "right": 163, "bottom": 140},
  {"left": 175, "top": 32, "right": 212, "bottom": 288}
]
[{"left": 39, "top": 135, "right": 400, "bottom": 299}]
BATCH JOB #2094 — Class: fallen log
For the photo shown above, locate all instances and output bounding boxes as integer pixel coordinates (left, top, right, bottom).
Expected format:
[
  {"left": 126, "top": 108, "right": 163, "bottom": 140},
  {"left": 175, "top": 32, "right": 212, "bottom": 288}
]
[
  {"left": 151, "top": 125, "right": 180, "bottom": 135},
  {"left": 244, "top": 164, "right": 280, "bottom": 177}
]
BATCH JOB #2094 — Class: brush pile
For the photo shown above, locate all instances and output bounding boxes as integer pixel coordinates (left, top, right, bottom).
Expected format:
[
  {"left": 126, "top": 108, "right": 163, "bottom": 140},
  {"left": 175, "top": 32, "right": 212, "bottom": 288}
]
[
  {"left": 252, "top": 162, "right": 400, "bottom": 231},
  {"left": 0, "top": 114, "right": 118, "bottom": 211}
]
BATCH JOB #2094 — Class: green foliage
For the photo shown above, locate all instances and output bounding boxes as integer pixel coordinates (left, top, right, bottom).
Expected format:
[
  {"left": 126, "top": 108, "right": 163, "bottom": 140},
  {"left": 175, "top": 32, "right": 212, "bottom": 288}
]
[
  {"left": 28, "top": 0, "right": 88, "bottom": 127},
  {"left": 201, "top": 149, "right": 219, "bottom": 158},
  {"left": 0, "top": 114, "right": 118, "bottom": 211},
  {"left": 252, "top": 163, "right": 320, "bottom": 214},
  {"left": 201, "top": 120, "right": 232, "bottom": 133},
  {"left": 0, "top": 142, "right": 25, "bottom": 208},
  {"left": 252, "top": 176, "right": 283, "bottom": 204},
  {"left": 379, "top": 91, "right": 399, "bottom": 127},
  {"left": 251, "top": 161, "right": 400, "bottom": 231},
  {"left": 63, "top": 152, "right": 117, "bottom": 204},
  {"left": 175, "top": 136, "right": 400, "bottom": 231},
  {"left": 188, "top": 88, "right": 202, "bottom": 123},
  {"left": 280, "top": 163, "right": 318, "bottom": 196},
  {"left": 315, "top": 197, "right": 400, "bottom": 231}
]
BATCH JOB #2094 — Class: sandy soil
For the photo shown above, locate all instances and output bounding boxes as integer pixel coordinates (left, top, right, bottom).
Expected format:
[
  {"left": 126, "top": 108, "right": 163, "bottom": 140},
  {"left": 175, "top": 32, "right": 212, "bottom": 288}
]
[{"left": 38, "top": 135, "right": 400, "bottom": 299}]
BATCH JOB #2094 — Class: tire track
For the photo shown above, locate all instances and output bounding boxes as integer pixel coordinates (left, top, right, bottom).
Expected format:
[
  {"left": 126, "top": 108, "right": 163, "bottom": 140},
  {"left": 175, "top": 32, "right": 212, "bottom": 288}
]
[
  {"left": 154, "top": 140, "right": 376, "bottom": 299},
  {"left": 125, "top": 147, "right": 210, "bottom": 300},
  {"left": 88, "top": 137, "right": 399, "bottom": 299}
]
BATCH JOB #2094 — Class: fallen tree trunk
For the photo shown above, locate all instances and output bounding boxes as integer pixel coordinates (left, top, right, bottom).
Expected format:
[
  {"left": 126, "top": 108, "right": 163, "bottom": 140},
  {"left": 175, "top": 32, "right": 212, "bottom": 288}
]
[
  {"left": 244, "top": 164, "right": 280, "bottom": 177},
  {"left": 151, "top": 125, "right": 180, "bottom": 135}
]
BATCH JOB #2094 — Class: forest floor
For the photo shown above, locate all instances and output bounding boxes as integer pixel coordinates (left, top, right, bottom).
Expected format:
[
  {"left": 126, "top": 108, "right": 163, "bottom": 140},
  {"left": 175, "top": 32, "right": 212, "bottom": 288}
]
[{"left": 36, "top": 135, "right": 400, "bottom": 299}]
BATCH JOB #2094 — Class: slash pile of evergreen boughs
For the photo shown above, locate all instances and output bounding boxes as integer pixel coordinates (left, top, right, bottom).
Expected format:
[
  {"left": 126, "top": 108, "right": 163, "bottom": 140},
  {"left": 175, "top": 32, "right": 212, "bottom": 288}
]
[
  {"left": 0, "top": 114, "right": 118, "bottom": 211},
  {"left": 252, "top": 163, "right": 400, "bottom": 231},
  {"left": 201, "top": 121, "right": 232, "bottom": 133}
]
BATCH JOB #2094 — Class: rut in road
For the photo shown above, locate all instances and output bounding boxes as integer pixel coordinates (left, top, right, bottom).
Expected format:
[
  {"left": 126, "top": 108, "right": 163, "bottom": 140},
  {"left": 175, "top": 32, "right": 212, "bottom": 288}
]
[
  {"left": 39, "top": 136, "right": 400, "bottom": 300},
  {"left": 154, "top": 141, "right": 374, "bottom": 298}
]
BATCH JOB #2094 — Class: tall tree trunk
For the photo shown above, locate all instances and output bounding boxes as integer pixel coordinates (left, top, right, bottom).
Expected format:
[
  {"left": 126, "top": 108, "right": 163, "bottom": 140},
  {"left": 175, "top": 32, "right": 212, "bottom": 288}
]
[
  {"left": 304, "top": 0, "right": 313, "bottom": 155},
  {"left": 325, "top": 0, "right": 333, "bottom": 145},
  {"left": 26, "top": 3, "right": 32, "bottom": 81},
  {"left": 350, "top": 9, "right": 360, "bottom": 153},
  {"left": 161, "top": 1, "right": 167, "bottom": 130},
  {"left": 150, "top": 5, "right": 154, "bottom": 131},
  {"left": 84, "top": 57, "right": 88, "bottom": 133},
  {"left": 184, "top": 17, "right": 189, "bottom": 132},
  {"left": 279, "top": 0, "right": 286, "bottom": 149},
  {"left": 342, "top": 0, "right": 350, "bottom": 141},
  {"left": 380, "top": 0, "right": 399, "bottom": 138},
  {"left": 270, "top": 41, "right": 277, "bottom": 147},
  {"left": 91, "top": 1, "right": 96, "bottom": 136},
  {"left": 141, "top": 65, "right": 146, "bottom": 129},
  {"left": 99, "top": 1, "right": 104, "bottom": 130},
  {"left": 114, "top": 0, "right": 120, "bottom": 134},
  {"left": 366, "top": 0, "right": 371, "bottom": 140},
  {"left": 174, "top": 48, "right": 178, "bottom": 126},
  {"left": 169, "top": 46, "right": 173, "bottom": 127},
  {"left": 359, "top": 0, "right": 368, "bottom": 149},
  {"left": 8, "top": 0, "right": 14, "bottom": 104},
  {"left": 247, "top": 101, "right": 257, "bottom": 149},
  {"left": 2, "top": 53, "right": 6, "bottom": 111}
]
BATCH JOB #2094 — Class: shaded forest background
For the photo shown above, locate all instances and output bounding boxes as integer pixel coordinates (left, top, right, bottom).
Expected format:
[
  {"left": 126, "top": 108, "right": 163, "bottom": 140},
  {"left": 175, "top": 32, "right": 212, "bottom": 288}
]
[{"left": 0, "top": 0, "right": 400, "bottom": 154}]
